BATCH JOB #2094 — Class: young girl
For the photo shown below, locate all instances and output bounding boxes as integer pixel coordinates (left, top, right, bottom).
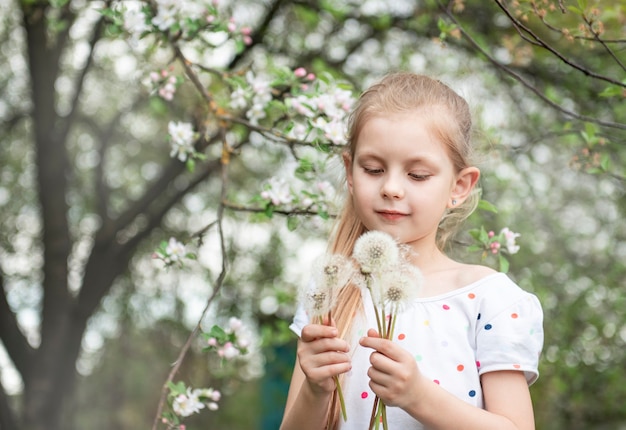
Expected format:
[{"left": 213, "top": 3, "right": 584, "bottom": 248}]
[{"left": 280, "top": 72, "right": 544, "bottom": 430}]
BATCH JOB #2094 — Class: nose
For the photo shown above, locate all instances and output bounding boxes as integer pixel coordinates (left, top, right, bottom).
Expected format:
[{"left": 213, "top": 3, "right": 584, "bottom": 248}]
[{"left": 380, "top": 173, "right": 404, "bottom": 199}]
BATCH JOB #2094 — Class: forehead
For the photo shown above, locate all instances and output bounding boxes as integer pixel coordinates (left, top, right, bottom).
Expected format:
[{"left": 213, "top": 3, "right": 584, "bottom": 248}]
[{"left": 355, "top": 111, "right": 452, "bottom": 159}]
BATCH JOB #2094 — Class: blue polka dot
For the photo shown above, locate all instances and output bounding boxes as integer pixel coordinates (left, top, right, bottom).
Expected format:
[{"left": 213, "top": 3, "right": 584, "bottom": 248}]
[
  {"left": 477, "top": 313, "right": 481, "bottom": 320},
  {"left": 469, "top": 390, "right": 476, "bottom": 397},
  {"left": 485, "top": 324, "right": 492, "bottom": 330}
]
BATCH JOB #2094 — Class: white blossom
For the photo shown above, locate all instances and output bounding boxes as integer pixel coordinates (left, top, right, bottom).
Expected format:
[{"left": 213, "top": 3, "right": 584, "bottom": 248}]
[
  {"left": 164, "top": 237, "right": 186, "bottom": 263},
  {"left": 218, "top": 342, "right": 240, "bottom": 359},
  {"left": 152, "top": 9, "right": 178, "bottom": 31},
  {"left": 230, "top": 87, "right": 248, "bottom": 110},
  {"left": 172, "top": 388, "right": 205, "bottom": 417},
  {"left": 168, "top": 121, "right": 195, "bottom": 161},
  {"left": 321, "top": 119, "right": 347, "bottom": 145},
  {"left": 501, "top": 227, "right": 521, "bottom": 254},
  {"left": 246, "top": 103, "right": 267, "bottom": 125},
  {"left": 123, "top": 7, "right": 150, "bottom": 36},
  {"left": 260, "top": 177, "right": 293, "bottom": 206}
]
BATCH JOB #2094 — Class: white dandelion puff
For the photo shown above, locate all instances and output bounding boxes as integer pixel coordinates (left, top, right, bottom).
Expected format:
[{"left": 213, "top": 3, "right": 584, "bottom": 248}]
[{"left": 353, "top": 230, "right": 400, "bottom": 275}]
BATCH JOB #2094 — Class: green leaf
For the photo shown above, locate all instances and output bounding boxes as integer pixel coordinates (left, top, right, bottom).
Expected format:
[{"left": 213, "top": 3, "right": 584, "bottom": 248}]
[
  {"left": 566, "top": 6, "right": 583, "bottom": 14},
  {"left": 477, "top": 199, "right": 498, "bottom": 213},
  {"left": 186, "top": 158, "right": 196, "bottom": 172},
  {"left": 287, "top": 216, "right": 299, "bottom": 231},
  {"left": 167, "top": 381, "right": 186, "bottom": 396},
  {"left": 499, "top": 255, "right": 510, "bottom": 273},
  {"left": 600, "top": 153, "right": 611, "bottom": 171},
  {"left": 207, "top": 325, "right": 227, "bottom": 341}
]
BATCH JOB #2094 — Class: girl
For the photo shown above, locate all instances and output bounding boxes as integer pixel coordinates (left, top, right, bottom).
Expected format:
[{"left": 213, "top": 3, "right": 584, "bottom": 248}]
[{"left": 280, "top": 72, "right": 543, "bottom": 430}]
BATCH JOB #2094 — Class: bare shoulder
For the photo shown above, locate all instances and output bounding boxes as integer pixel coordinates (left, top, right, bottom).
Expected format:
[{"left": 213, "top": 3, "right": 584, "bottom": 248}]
[
  {"left": 420, "top": 261, "right": 498, "bottom": 296},
  {"left": 455, "top": 262, "right": 498, "bottom": 287}
]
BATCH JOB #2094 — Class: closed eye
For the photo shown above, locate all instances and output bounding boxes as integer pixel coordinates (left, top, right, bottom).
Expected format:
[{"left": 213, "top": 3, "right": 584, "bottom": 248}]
[
  {"left": 363, "top": 167, "right": 384, "bottom": 175},
  {"left": 409, "top": 173, "right": 431, "bottom": 181}
]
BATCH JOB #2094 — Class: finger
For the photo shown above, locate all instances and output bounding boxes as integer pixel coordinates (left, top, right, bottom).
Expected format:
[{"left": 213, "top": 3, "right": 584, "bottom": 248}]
[
  {"left": 366, "top": 328, "right": 380, "bottom": 338},
  {"left": 301, "top": 323, "right": 338, "bottom": 342},
  {"left": 299, "top": 339, "right": 351, "bottom": 362},
  {"left": 359, "top": 335, "right": 394, "bottom": 354}
]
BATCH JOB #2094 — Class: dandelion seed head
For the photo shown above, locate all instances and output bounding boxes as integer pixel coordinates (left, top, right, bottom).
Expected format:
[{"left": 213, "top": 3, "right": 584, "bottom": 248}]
[
  {"left": 386, "top": 286, "right": 404, "bottom": 302},
  {"left": 353, "top": 231, "right": 400, "bottom": 274}
]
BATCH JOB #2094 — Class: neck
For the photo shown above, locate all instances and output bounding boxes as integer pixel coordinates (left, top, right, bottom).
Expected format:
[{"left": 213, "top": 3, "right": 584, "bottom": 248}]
[{"left": 406, "top": 242, "right": 452, "bottom": 275}]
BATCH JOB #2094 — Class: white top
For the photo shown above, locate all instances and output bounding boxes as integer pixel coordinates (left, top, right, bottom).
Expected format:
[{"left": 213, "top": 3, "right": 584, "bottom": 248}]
[{"left": 290, "top": 272, "right": 544, "bottom": 429}]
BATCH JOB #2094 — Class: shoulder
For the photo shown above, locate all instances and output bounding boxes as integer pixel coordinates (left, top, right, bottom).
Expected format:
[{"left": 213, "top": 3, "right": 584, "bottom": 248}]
[{"left": 454, "top": 263, "right": 497, "bottom": 288}]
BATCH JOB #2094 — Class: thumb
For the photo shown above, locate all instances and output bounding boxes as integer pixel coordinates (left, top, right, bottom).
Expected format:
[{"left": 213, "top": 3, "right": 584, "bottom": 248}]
[{"left": 366, "top": 328, "right": 380, "bottom": 338}]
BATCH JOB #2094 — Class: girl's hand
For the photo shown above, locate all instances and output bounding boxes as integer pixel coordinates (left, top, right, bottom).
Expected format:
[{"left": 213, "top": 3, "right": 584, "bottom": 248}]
[
  {"left": 298, "top": 322, "right": 351, "bottom": 395},
  {"left": 359, "top": 328, "right": 425, "bottom": 409}
]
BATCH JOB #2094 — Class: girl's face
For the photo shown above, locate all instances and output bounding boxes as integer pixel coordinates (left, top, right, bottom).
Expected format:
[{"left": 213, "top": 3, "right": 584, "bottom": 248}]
[{"left": 345, "top": 110, "right": 476, "bottom": 252}]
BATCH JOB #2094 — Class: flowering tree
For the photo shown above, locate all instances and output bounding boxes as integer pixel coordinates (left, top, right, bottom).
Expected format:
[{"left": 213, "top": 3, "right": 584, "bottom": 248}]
[{"left": 0, "top": 1, "right": 624, "bottom": 430}]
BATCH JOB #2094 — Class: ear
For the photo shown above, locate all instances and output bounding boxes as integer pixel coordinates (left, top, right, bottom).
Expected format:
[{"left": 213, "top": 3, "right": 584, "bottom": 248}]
[
  {"left": 343, "top": 152, "right": 354, "bottom": 195},
  {"left": 449, "top": 166, "right": 480, "bottom": 208}
]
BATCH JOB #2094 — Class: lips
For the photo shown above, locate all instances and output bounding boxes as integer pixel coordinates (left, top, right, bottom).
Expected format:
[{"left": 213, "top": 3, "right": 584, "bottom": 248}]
[{"left": 376, "top": 209, "right": 407, "bottom": 221}]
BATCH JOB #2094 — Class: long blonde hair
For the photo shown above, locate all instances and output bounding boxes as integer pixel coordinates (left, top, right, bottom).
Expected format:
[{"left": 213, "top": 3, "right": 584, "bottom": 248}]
[{"left": 325, "top": 72, "right": 479, "bottom": 428}]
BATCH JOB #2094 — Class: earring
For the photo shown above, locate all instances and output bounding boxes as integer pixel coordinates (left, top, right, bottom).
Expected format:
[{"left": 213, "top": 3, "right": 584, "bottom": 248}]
[{"left": 451, "top": 199, "right": 457, "bottom": 206}]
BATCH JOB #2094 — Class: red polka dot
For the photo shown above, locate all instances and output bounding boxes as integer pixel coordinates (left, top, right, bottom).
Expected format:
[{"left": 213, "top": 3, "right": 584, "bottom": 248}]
[
  {"left": 433, "top": 379, "right": 440, "bottom": 385},
  {"left": 361, "top": 391, "right": 368, "bottom": 399},
  {"left": 513, "top": 364, "right": 521, "bottom": 369},
  {"left": 476, "top": 361, "right": 481, "bottom": 368},
  {"left": 443, "top": 304, "right": 450, "bottom": 310},
  {"left": 468, "top": 293, "right": 476, "bottom": 299},
  {"left": 457, "top": 364, "right": 465, "bottom": 372},
  {"left": 511, "top": 313, "right": 519, "bottom": 319},
  {"left": 398, "top": 333, "right": 406, "bottom": 340}
]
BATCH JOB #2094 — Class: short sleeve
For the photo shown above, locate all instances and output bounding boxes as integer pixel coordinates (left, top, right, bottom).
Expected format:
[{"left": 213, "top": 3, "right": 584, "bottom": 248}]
[
  {"left": 289, "top": 303, "right": 310, "bottom": 337},
  {"left": 476, "top": 292, "right": 544, "bottom": 385}
]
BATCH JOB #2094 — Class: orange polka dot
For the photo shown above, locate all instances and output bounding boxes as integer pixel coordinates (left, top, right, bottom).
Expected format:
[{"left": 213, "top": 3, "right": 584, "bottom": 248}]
[
  {"left": 511, "top": 313, "right": 519, "bottom": 319},
  {"left": 457, "top": 364, "right": 465, "bottom": 372},
  {"left": 513, "top": 364, "right": 521, "bottom": 369},
  {"left": 468, "top": 293, "right": 476, "bottom": 299},
  {"left": 398, "top": 333, "right": 406, "bottom": 340}
]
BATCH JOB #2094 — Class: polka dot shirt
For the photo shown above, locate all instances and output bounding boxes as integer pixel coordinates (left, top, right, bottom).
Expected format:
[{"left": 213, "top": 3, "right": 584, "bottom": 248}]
[{"left": 290, "top": 272, "right": 544, "bottom": 429}]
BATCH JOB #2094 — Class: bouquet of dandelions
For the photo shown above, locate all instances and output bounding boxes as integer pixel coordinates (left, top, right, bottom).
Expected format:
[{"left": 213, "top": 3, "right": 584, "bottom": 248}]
[
  {"left": 300, "top": 253, "right": 353, "bottom": 424},
  {"left": 352, "top": 231, "right": 423, "bottom": 430}
]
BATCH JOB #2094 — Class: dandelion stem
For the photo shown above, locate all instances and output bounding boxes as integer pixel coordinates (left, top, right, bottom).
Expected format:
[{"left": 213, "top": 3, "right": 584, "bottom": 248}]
[
  {"left": 334, "top": 375, "right": 348, "bottom": 421},
  {"left": 368, "top": 396, "right": 379, "bottom": 429}
]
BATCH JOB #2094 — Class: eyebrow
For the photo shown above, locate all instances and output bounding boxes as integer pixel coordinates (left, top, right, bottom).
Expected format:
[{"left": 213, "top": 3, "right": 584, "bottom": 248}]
[{"left": 355, "top": 151, "right": 441, "bottom": 166}]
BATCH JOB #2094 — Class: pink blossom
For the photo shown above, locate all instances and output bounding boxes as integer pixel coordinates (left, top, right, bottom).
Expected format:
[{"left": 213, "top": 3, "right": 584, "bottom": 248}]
[
  {"left": 306, "top": 73, "right": 316, "bottom": 81},
  {"left": 294, "top": 67, "right": 307, "bottom": 78},
  {"left": 488, "top": 230, "right": 495, "bottom": 238}
]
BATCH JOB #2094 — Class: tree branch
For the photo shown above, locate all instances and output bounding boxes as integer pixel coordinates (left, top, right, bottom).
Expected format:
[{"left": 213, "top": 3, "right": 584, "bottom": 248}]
[
  {"left": 440, "top": 2, "right": 626, "bottom": 131},
  {"left": 151, "top": 129, "right": 232, "bottom": 430},
  {"left": 228, "top": 0, "right": 287, "bottom": 69},
  {"left": 0, "top": 268, "right": 34, "bottom": 377},
  {"left": 0, "top": 377, "right": 18, "bottom": 430},
  {"left": 494, "top": 0, "right": 625, "bottom": 87},
  {"left": 56, "top": 0, "right": 112, "bottom": 146}
]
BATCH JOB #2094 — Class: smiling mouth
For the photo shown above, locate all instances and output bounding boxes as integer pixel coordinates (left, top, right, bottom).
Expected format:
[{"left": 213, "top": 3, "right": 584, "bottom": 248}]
[{"left": 377, "top": 210, "right": 407, "bottom": 220}]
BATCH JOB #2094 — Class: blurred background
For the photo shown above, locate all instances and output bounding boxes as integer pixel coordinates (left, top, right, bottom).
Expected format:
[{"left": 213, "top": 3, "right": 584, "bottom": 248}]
[{"left": 0, "top": 1, "right": 624, "bottom": 429}]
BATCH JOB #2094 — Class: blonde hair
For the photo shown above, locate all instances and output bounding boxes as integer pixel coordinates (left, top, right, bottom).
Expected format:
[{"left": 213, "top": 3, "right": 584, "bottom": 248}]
[{"left": 325, "top": 72, "right": 479, "bottom": 428}]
